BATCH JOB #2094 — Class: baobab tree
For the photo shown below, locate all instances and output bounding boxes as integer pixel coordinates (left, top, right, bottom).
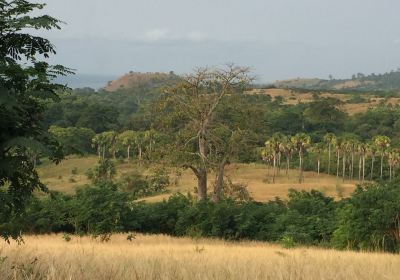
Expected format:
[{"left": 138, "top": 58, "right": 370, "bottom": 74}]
[{"left": 161, "top": 65, "right": 253, "bottom": 201}]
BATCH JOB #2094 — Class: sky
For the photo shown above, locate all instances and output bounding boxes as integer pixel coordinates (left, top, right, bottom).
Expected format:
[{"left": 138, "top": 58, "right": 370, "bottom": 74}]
[{"left": 38, "top": 0, "right": 400, "bottom": 83}]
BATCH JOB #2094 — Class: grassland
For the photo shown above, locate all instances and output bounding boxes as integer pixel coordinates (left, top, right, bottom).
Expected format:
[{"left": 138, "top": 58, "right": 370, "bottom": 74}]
[
  {"left": 1, "top": 234, "right": 399, "bottom": 280},
  {"left": 250, "top": 88, "right": 400, "bottom": 115},
  {"left": 37, "top": 156, "right": 358, "bottom": 202}
]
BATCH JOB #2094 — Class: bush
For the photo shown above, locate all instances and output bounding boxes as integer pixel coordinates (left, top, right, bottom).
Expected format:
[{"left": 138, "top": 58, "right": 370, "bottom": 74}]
[
  {"left": 277, "top": 189, "right": 337, "bottom": 245},
  {"left": 332, "top": 181, "right": 400, "bottom": 253}
]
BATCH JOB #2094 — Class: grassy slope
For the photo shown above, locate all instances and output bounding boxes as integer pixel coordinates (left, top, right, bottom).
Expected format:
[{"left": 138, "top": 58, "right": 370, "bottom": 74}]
[
  {"left": 1, "top": 234, "right": 399, "bottom": 280},
  {"left": 250, "top": 88, "right": 399, "bottom": 115},
  {"left": 37, "top": 156, "right": 357, "bottom": 202}
]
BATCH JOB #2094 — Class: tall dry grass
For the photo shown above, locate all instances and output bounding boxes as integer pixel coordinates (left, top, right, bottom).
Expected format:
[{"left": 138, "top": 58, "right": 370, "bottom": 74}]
[{"left": 1, "top": 234, "right": 399, "bottom": 280}]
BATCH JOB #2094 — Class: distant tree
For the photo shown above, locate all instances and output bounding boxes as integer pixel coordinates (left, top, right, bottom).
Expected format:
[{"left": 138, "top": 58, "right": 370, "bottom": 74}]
[
  {"left": 49, "top": 126, "right": 95, "bottom": 155},
  {"left": 374, "top": 135, "right": 391, "bottom": 179},
  {"left": 291, "top": 133, "right": 311, "bottom": 183},
  {"left": 116, "top": 130, "right": 136, "bottom": 161},
  {"left": 323, "top": 133, "right": 337, "bottom": 175},
  {"left": 159, "top": 65, "right": 252, "bottom": 201}
]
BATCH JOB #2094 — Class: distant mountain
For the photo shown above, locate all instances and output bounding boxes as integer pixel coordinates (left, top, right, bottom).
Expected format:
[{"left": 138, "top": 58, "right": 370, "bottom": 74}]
[
  {"left": 274, "top": 69, "right": 400, "bottom": 92},
  {"left": 55, "top": 74, "right": 118, "bottom": 90},
  {"left": 104, "top": 71, "right": 180, "bottom": 92}
]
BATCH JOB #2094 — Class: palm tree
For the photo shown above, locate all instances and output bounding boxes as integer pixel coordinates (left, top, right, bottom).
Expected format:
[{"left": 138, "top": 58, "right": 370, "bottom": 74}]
[
  {"left": 261, "top": 146, "right": 274, "bottom": 179},
  {"left": 357, "top": 142, "right": 368, "bottom": 182},
  {"left": 311, "top": 142, "right": 324, "bottom": 176},
  {"left": 282, "top": 139, "right": 295, "bottom": 178},
  {"left": 335, "top": 138, "right": 344, "bottom": 179},
  {"left": 367, "top": 142, "right": 378, "bottom": 180},
  {"left": 374, "top": 135, "right": 391, "bottom": 179},
  {"left": 387, "top": 149, "right": 400, "bottom": 181},
  {"left": 291, "top": 133, "right": 311, "bottom": 183},
  {"left": 265, "top": 133, "right": 285, "bottom": 183},
  {"left": 323, "top": 133, "right": 337, "bottom": 175}
]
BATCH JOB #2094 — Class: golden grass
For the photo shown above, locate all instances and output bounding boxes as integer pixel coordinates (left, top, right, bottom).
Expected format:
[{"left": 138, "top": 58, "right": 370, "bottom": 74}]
[
  {"left": 1, "top": 234, "right": 399, "bottom": 280},
  {"left": 37, "top": 157, "right": 358, "bottom": 202},
  {"left": 249, "top": 88, "right": 400, "bottom": 115}
]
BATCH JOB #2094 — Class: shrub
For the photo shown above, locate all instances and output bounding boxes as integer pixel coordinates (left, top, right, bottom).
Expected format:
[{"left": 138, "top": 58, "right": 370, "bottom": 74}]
[{"left": 332, "top": 181, "right": 400, "bottom": 253}]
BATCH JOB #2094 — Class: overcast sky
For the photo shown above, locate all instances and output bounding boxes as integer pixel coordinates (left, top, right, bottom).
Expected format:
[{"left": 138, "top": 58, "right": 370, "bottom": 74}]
[{"left": 39, "top": 0, "right": 400, "bottom": 83}]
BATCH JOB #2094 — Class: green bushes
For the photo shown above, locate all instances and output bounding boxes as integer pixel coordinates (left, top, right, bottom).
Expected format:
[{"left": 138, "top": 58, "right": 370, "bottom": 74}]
[
  {"left": 119, "top": 168, "right": 169, "bottom": 198},
  {"left": 332, "top": 181, "right": 400, "bottom": 253},
  {"left": 7, "top": 181, "right": 400, "bottom": 253}
]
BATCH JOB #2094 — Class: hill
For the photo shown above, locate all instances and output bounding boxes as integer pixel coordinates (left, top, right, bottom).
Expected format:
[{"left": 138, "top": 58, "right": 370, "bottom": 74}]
[
  {"left": 105, "top": 71, "right": 180, "bottom": 92},
  {"left": 274, "top": 69, "right": 400, "bottom": 92}
]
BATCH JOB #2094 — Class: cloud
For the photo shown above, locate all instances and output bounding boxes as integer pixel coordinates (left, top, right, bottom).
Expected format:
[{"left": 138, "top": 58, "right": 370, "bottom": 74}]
[
  {"left": 143, "top": 28, "right": 207, "bottom": 42},
  {"left": 145, "top": 28, "right": 170, "bottom": 41}
]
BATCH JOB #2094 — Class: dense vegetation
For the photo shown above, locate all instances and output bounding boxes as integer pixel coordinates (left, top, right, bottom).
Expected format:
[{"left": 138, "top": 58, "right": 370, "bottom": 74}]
[{"left": 9, "top": 179, "right": 400, "bottom": 253}]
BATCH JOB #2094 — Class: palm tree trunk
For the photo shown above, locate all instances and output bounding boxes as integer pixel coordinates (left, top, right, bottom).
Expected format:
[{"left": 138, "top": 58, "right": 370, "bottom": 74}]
[
  {"left": 328, "top": 144, "right": 331, "bottom": 175},
  {"left": 358, "top": 156, "right": 362, "bottom": 181},
  {"left": 127, "top": 145, "right": 130, "bottom": 161},
  {"left": 272, "top": 153, "right": 276, "bottom": 183},
  {"left": 336, "top": 150, "right": 340, "bottom": 178},
  {"left": 299, "top": 150, "right": 303, "bottom": 183},
  {"left": 380, "top": 153, "right": 384, "bottom": 179},
  {"left": 362, "top": 155, "right": 366, "bottom": 182},
  {"left": 342, "top": 154, "right": 346, "bottom": 182},
  {"left": 370, "top": 156, "right": 375, "bottom": 180},
  {"left": 317, "top": 158, "right": 320, "bottom": 176}
]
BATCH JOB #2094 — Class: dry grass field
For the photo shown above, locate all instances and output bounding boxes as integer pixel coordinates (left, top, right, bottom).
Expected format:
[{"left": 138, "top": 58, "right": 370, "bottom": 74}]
[
  {"left": 250, "top": 88, "right": 400, "bottom": 115},
  {"left": 1, "top": 234, "right": 399, "bottom": 280},
  {"left": 37, "top": 157, "right": 358, "bottom": 202}
]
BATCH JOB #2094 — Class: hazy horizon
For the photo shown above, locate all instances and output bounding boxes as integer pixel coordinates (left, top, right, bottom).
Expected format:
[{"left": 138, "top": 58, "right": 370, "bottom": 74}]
[{"left": 40, "top": 0, "right": 400, "bottom": 84}]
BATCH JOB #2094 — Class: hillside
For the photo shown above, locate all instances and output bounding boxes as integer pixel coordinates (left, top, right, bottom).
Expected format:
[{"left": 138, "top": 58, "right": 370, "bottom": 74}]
[
  {"left": 105, "top": 71, "right": 180, "bottom": 92},
  {"left": 274, "top": 69, "right": 400, "bottom": 92}
]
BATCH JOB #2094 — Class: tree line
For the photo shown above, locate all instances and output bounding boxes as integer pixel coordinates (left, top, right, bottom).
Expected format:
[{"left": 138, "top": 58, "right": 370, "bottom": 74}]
[{"left": 261, "top": 132, "right": 396, "bottom": 182}]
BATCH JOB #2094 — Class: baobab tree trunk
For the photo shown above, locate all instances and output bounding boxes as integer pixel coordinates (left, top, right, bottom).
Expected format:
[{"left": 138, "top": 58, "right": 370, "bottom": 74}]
[
  {"left": 188, "top": 166, "right": 208, "bottom": 201},
  {"left": 212, "top": 158, "right": 228, "bottom": 203},
  {"left": 197, "top": 168, "right": 207, "bottom": 201}
]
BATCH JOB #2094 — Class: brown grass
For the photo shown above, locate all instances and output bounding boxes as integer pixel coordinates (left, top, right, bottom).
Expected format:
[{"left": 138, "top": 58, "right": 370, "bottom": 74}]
[
  {"left": 1, "top": 234, "right": 399, "bottom": 280},
  {"left": 37, "top": 157, "right": 358, "bottom": 202},
  {"left": 249, "top": 88, "right": 400, "bottom": 115}
]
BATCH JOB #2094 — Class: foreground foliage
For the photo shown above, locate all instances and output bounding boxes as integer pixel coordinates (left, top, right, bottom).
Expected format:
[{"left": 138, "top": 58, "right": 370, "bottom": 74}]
[{"left": 8, "top": 180, "right": 400, "bottom": 253}]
